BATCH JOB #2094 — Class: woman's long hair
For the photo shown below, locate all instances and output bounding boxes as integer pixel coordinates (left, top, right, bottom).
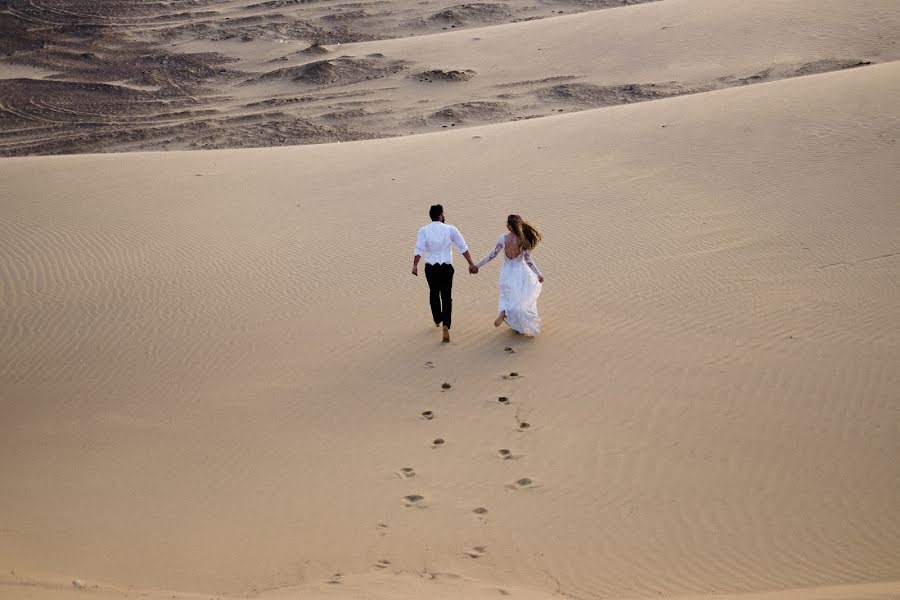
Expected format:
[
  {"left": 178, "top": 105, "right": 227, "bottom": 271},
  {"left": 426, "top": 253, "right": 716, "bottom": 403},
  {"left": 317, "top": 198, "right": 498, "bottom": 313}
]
[{"left": 507, "top": 214, "right": 542, "bottom": 252}]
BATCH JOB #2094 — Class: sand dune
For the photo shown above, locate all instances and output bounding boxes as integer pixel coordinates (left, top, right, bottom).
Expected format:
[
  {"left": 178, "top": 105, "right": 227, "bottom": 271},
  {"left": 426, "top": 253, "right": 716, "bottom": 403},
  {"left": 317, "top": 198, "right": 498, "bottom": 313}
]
[
  {"left": 2, "top": 0, "right": 900, "bottom": 154},
  {"left": 2, "top": 47, "right": 899, "bottom": 600}
]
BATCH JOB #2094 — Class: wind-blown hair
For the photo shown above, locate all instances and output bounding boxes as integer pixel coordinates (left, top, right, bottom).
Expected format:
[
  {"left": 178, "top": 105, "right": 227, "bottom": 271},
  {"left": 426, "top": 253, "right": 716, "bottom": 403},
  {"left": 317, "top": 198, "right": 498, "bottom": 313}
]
[{"left": 507, "top": 214, "right": 542, "bottom": 252}]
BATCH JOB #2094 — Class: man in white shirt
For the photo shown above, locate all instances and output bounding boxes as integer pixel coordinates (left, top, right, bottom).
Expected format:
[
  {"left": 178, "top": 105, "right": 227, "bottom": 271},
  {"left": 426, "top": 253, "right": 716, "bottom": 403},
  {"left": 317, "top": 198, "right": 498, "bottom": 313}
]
[{"left": 412, "top": 204, "right": 478, "bottom": 343}]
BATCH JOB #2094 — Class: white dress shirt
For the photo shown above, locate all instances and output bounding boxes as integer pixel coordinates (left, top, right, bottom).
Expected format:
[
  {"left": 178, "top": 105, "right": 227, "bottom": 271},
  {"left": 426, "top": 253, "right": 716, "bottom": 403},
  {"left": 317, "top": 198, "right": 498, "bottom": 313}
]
[{"left": 414, "top": 221, "right": 469, "bottom": 265}]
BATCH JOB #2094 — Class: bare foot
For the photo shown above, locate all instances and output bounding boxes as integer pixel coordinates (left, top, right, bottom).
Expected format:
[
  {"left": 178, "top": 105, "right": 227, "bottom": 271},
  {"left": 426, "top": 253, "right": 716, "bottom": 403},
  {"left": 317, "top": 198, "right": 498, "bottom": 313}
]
[
  {"left": 494, "top": 312, "right": 506, "bottom": 327},
  {"left": 442, "top": 326, "right": 451, "bottom": 343}
]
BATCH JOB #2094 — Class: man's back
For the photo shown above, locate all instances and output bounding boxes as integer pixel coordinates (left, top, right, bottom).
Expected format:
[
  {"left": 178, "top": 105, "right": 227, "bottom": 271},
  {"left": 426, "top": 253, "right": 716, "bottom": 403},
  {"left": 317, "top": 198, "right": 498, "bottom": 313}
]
[{"left": 415, "top": 221, "right": 468, "bottom": 265}]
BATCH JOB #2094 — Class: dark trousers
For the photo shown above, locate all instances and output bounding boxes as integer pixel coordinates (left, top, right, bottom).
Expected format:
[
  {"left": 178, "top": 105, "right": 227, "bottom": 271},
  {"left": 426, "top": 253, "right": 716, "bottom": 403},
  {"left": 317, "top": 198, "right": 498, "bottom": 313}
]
[{"left": 424, "top": 263, "right": 454, "bottom": 329}]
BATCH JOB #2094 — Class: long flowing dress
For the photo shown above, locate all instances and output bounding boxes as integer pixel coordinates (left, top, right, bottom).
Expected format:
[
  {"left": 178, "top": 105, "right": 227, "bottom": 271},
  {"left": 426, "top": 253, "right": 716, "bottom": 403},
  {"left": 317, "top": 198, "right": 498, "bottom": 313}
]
[{"left": 476, "top": 234, "right": 543, "bottom": 336}]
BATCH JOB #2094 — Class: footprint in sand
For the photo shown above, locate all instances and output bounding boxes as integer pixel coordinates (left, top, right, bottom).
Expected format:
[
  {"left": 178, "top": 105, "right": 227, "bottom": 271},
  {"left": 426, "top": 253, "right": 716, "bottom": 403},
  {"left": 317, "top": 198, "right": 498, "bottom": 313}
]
[
  {"left": 464, "top": 546, "right": 487, "bottom": 558},
  {"left": 425, "top": 361, "right": 435, "bottom": 368},
  {"left": 431, "top": 438, "right": 445, "bottom": 448},
  {"left": 472, "top": 506, "right": 489, "bottom": 516},
  {"left": 403, "top": 494, "right": 426, "bottom": 507},
  {"left": 374, "top": 559, "right": 391, "bottom": 570},
  {"left": 376, "top": 521, "right": 389, "bottom": 536},
  {"left": 502, "top": 372, "right": 521, "bottom": 380},
  {"left": 441, "top": 382, "right": 452, "bottom": 390},
  {"left": 497, "top": 448, "right": 516, "bottom": 460},
  {"left": 497, "top": 396, "right": 510, "bottom": 405},
  {"left": 504, "top": 347, "right": 515, "bottom": 354},
  {"left": 421, "top": 410, "right": 435, "bottom": 420},
  {"left": 507, "top": 477, "right": 537, "bottom": 490},
  {"left": 327, "top": 573, "right": 343, "bottom": 584},
  {"left": 514, "top": 408, "right": 532, "bottom": 432},
  {"left": 397, "top": 467, "right": 416, "bottom": 479}
]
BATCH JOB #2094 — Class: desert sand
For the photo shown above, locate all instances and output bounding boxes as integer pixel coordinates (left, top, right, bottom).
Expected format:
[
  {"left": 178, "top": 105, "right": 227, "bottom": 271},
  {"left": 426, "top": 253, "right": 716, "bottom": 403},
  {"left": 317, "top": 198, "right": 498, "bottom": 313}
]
[
  {"left": 2, "top": 0, "right": 900, "bottom": 155},
  {"left": 2, "top": 1, "right": 900, "bottom": 599}
]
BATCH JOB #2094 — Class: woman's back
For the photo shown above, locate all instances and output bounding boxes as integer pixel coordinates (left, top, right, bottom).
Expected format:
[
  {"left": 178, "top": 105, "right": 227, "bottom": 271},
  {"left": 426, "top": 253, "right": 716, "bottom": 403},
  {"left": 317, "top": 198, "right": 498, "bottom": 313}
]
[{"left": 503, "top": 233, "right": 523, "bottom": 260}]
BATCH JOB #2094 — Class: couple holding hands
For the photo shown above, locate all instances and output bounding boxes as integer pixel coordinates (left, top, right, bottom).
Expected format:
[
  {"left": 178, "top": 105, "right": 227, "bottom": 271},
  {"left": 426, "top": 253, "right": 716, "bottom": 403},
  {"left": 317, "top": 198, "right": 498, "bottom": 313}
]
[{"left": 412, "top": 204, "right": 544, "bottom": 343}]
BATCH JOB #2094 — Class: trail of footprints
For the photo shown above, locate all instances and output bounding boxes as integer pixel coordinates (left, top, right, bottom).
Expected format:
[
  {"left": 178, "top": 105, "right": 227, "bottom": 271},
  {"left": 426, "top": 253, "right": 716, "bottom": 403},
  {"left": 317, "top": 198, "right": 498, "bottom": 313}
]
[{"left": 382, "top": 351, "right": 537, "bottom": 566}]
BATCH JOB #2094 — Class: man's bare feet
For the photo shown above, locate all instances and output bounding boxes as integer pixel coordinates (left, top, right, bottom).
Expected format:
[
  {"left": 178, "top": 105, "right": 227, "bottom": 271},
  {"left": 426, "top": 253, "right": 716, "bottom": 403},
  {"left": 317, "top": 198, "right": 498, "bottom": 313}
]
[
  {"left": 435, "top": 322, "right": 441, "bottom": 328},
  {"left": 442, "top": 326, "right": 451, "bottom": 343},
  {"left": 494, "top": 312, "right": 506, "bottom": 328}
]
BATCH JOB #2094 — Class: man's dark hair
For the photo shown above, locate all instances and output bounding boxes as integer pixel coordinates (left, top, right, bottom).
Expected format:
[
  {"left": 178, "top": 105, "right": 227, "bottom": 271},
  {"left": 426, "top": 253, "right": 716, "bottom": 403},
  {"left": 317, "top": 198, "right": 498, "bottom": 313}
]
[{"left": 429, "top": 204, "right": 444, "bottom": 221}]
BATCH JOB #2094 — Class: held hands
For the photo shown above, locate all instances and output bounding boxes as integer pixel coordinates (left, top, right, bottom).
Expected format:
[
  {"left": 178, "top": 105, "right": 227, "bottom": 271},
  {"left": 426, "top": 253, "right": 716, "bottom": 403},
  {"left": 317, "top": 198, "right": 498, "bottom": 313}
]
[
  {"left": 538, "top": 275, "right": 544, "bottom": 283},
  {"left": 411, "top": 266, "right": 418, "bottom": 276},
  {"left": 469, "top": 264, "right": 479, "bottom": 274}
]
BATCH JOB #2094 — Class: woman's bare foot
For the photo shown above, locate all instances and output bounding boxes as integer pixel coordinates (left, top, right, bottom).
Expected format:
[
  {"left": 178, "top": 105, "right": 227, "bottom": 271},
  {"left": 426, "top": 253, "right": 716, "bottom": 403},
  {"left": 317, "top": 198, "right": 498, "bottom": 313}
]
[
  {"left": 442, "top": 326, "right": 451, "bottom": 343},
  {"left": 494, "top": 312, "right": 506, "bottom": 327}
]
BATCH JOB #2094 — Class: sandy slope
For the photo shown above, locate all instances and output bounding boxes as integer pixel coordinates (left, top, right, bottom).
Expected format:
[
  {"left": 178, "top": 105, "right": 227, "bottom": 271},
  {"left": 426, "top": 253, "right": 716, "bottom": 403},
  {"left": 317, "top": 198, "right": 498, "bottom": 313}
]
[
  {"left": 2, "top": 53, "right": 899, "bottom": 599},
  {"left": 2, "top": 0, "right": 900, "bottom": 154}
]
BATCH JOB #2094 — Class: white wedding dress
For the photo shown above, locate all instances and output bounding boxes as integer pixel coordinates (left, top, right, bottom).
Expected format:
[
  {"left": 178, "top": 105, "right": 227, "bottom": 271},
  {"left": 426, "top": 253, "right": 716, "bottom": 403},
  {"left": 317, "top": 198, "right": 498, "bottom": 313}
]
[{"left": 477, "top": 234, "right": 543, "bottom": 336}]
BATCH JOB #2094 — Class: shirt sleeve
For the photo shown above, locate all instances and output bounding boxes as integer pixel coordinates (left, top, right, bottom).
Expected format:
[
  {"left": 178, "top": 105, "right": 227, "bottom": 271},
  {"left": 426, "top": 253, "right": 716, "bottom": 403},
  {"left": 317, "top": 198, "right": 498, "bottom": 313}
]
[
  {"left": 450, "top": 226, "right": 469, "bottom": 254},
  {"left": 523, "top": 250, "right": 542, "bottom": 279},
  {"left": 476, "top": 235, "right": 504, "bottom": 268},
  {"left": 414, "top": 227, "right": 427, "bottom": 258}
]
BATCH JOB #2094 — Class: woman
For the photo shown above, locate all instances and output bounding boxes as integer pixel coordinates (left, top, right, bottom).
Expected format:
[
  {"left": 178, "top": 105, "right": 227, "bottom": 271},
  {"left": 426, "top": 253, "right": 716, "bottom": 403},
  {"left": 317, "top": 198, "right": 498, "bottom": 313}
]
[{"left": 475, "top": 214, "right": 544, "bottom": 336}]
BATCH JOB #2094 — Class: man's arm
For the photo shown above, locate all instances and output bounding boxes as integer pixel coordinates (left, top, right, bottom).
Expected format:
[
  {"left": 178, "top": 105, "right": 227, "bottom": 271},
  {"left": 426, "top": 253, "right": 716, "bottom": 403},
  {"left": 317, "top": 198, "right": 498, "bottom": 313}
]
[
  {"left": 412, "top": 228, "right": 426, "bottom": 276},
  {"left": 451, "top": 227, "right": 477, "bottom": 272},
  {"left": 462, "top": 251, "right": 477, "bottom": 274}
]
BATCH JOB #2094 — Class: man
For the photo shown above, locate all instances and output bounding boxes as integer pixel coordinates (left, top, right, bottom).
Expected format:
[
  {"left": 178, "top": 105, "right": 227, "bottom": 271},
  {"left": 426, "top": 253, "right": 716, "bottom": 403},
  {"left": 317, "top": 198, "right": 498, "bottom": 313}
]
[{"left": 412, "top": 204, "right": 478, "bottom": 343}]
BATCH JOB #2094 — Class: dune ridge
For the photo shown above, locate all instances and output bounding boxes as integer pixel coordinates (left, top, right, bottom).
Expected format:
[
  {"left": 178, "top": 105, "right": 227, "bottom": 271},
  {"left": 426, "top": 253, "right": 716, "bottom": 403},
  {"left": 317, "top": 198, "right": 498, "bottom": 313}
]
[{"left": 2, "top": 0, "right": 900, "bottom": 154}]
